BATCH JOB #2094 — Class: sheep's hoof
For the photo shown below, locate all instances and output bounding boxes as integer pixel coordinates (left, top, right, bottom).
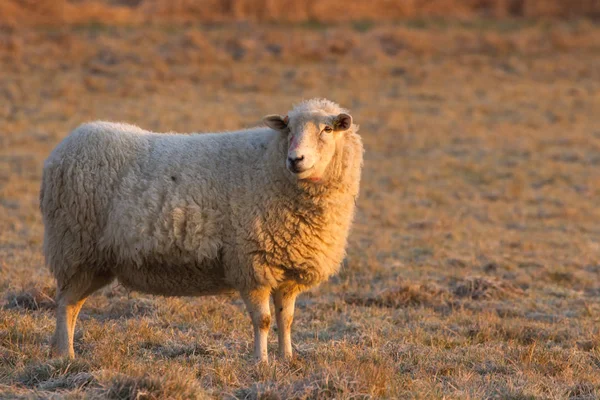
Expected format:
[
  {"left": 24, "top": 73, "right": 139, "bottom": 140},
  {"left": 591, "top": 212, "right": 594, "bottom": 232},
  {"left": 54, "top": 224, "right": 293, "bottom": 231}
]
[
  {"left": 50, "top": 348, "right": 75, "bottom": 359},
  {"left": 253, "top": 356, "right": 269, "bottom": 365},
  {"left": 50, "top": 341, "right": 75, "bottom": 359}
]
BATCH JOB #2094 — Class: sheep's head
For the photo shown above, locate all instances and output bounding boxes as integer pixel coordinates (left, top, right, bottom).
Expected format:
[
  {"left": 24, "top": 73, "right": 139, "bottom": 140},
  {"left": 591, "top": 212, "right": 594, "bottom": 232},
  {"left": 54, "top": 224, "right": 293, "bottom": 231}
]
[{"left": 264, "top": 99, "right": 353, "bottom": 182}]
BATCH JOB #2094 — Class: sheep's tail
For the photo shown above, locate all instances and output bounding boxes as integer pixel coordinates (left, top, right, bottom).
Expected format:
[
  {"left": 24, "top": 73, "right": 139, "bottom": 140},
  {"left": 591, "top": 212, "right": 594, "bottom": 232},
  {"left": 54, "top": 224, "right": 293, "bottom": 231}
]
[{"left": 39, "top": 168, "right": 46, "bottom": 214}]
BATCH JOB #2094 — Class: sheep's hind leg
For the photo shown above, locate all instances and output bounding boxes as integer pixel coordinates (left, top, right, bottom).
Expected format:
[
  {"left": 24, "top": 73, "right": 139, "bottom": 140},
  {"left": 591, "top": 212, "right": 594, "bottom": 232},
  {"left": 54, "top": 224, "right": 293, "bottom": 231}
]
[
  {"left": 273, "top": 285, "right": 299, "bottom": 360},
  {"left": 51, "top": 271, "right": 114, "bottom": 359},
  {"left": 241, "top": 288, "right": 272, "bottom": 363}
]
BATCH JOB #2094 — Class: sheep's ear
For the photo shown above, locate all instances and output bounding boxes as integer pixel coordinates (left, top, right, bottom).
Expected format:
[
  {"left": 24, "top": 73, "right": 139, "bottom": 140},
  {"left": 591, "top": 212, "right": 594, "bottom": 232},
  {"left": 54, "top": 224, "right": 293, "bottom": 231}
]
[
  {"left": 264, "top": 114, "right": 289, "bottom": 132},
  {"left": 334, "top": 113, "right": 352, "bottom": 131}
]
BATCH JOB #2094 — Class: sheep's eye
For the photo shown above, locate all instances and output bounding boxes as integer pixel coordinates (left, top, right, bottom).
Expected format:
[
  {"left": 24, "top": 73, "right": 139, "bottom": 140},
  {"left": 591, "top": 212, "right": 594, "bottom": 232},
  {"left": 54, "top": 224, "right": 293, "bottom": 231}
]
[{"left": 323, "top": 126, "right": 333, "bottom": 133}]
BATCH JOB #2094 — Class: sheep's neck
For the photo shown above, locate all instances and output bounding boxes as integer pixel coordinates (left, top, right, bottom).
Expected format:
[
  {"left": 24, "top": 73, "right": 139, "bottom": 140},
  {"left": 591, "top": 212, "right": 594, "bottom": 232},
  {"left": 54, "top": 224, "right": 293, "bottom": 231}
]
[{"left": 254, "top": 132, "right": 363, "bottom": 287}]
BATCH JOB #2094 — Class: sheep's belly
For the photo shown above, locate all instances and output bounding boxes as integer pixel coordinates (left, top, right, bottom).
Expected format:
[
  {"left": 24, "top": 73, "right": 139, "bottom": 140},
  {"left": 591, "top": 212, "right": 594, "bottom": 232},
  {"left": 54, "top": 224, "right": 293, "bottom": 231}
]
[{"left": 114, "top": 259, "right": 234, "bottom": 297}]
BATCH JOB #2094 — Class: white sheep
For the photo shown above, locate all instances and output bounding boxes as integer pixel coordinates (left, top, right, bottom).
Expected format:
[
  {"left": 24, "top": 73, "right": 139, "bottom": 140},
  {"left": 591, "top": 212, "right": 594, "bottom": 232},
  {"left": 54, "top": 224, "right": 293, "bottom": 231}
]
[{"left": 40, "top": 98, "right": 363, "bottom": 362}]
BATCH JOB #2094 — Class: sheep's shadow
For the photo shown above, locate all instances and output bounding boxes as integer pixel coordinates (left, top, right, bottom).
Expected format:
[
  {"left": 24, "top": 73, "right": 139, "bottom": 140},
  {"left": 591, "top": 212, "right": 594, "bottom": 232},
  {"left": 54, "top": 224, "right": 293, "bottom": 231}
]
[{"left": 3, "top": 286, "right": 157, "bottom": 322}]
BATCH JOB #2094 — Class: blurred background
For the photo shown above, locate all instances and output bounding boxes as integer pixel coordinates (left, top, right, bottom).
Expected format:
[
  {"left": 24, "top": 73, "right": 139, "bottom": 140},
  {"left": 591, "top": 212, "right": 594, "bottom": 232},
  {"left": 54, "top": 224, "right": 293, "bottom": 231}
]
[
  {"left": 2, "top": 0, "right": 600, "bottom": 24},
  {"left": 1, "top": 1, "right": 600, "bottom": 398}
]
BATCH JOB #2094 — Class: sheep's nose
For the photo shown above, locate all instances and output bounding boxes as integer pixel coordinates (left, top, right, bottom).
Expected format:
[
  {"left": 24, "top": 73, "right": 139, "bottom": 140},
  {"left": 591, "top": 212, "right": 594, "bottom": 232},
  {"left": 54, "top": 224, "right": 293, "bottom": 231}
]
[
  {"left": 288, "top": 155, "right": 304, "bottom": 164},
  {"left": 288, "top": 155, "right": 305, "bottom": 172}
]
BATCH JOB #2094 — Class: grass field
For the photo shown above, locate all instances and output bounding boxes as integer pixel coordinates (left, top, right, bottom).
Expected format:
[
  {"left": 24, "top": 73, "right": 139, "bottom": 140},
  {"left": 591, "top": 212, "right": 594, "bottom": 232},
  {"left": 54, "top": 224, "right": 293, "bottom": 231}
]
[{"left": 1, "top": 18, "right": 600, "bottom": 399}]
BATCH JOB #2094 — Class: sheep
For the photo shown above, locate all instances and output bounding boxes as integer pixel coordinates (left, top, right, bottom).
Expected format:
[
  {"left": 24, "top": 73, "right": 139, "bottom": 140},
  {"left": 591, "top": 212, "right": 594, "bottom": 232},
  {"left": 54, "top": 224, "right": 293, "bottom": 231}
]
[{"left": 40, "top": 98, "right": 363, "bottom": 363}]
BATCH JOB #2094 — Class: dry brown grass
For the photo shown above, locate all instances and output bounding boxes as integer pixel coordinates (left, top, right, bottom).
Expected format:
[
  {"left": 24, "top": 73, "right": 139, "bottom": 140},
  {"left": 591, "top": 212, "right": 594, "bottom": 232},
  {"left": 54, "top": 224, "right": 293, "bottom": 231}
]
[{"left": 1, "top": 15, "right": 600, "bottom": 399}]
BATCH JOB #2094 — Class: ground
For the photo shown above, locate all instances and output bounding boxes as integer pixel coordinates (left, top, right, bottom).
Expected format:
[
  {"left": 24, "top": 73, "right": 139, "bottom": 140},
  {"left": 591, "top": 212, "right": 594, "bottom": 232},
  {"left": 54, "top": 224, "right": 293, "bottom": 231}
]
[{"left": 1, "top": 18, "right": 600, "bottom": 399}]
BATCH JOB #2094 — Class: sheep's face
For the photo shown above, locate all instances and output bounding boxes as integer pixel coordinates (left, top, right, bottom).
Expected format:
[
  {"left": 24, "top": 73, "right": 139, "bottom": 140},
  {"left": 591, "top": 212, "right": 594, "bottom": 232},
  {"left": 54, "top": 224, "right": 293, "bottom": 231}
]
[{"left": 264, "top": 112, "right": 352, "bottom": 182}]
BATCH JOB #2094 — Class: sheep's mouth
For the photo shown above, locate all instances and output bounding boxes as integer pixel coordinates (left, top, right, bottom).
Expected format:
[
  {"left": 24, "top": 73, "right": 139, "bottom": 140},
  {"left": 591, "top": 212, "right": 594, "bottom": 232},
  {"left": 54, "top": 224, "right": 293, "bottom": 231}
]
[
  {"left": 288, "top": 165, "right": 311, "bottom": 174},
  {"left": 287, "top": 161, "right": 313, "bottom": 174},
  {"left": 289, "top": 167, "right": 318, "bottom": 181}
]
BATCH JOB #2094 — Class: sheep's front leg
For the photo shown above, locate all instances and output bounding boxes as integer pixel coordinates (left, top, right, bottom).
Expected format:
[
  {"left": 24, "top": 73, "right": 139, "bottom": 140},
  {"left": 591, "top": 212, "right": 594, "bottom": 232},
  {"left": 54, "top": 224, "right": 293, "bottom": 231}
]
[
  {"left": 242, "top": 288, "right": 272, "bottom": 363},
  {"left": 273, "top": 287, "right": 298, "bottom": 360}
]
